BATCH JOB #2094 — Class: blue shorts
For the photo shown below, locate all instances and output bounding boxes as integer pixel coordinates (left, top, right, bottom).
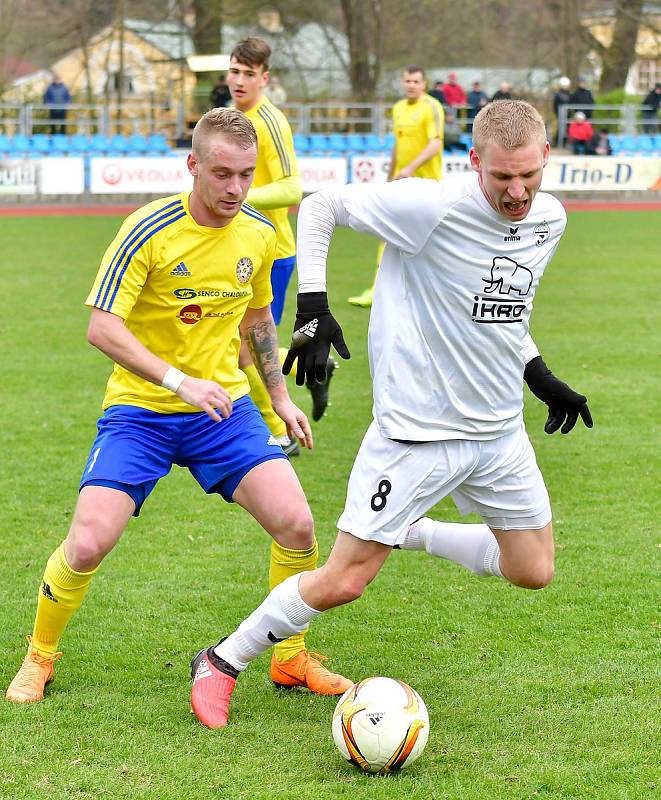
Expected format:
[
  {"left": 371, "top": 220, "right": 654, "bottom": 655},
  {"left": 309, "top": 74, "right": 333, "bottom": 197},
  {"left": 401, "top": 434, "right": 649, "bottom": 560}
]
[
  {"left": 80, "top": 396, "right": 288, "bottom": 515},
  {"left": 271, "top": 255, "right": 296, "bottom": 326}
]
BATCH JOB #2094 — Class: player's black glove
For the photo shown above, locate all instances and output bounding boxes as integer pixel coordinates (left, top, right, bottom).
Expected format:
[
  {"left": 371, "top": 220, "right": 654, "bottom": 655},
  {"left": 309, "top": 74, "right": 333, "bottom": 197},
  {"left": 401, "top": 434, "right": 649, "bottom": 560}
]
[
  {"left": 282, "top": 292, "right": 351, "bottom": 386},
  {"left": 524, "top": 355, "right": 593, "bottom": 435}
]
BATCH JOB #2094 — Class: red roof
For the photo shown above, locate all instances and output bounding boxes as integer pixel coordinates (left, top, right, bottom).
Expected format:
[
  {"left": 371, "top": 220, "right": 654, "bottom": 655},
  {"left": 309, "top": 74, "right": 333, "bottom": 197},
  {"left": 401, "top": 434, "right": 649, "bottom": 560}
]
[{"left": 1, "top": 56, "right": 43, "bottom": 82}]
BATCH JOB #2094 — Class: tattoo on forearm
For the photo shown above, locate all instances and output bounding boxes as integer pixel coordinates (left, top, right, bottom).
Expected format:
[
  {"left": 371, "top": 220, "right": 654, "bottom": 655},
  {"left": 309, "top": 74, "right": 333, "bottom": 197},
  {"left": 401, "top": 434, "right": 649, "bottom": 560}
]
[{"left": 244, "top": 320, "right": 284, "bottom": 390}]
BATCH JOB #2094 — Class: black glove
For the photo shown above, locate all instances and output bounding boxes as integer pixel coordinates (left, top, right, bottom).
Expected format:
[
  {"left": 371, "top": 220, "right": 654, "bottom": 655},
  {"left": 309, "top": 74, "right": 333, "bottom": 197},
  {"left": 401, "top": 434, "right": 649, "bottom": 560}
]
[
  {"left": 524, "top": 356, "right": 594, "bottom": 434},
  {"left": 282, "top": 292, "right": 351, "bottom": 385}
]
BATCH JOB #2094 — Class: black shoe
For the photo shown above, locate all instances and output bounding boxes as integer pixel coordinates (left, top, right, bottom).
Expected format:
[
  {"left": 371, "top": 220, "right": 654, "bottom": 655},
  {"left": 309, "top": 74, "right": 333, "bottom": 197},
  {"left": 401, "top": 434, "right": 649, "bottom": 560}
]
[
  {"left": 307, "top": 356, "right": 337, "bottom": 421},
  {"left": 282, "top": 438, "right": 300, "bottom": 457}
]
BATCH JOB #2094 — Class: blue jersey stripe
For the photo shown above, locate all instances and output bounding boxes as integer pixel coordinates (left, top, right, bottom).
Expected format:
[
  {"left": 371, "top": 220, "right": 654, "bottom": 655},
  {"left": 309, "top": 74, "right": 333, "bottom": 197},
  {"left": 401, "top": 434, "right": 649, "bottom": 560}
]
[
  {"left": 258, "top": 107, "right": 291, "bottom": 176},
  {"left": 94, "top": 200, "right": 183, "bottom": 307},
  {"left": 103, "top": 210, "right": 187, "bottom": 311},
  {"left": 240, "top": 205, "right": 276, "bottom": 230},
  {"left": 242, "top": 202, "right": 272, "bottom": 225}
]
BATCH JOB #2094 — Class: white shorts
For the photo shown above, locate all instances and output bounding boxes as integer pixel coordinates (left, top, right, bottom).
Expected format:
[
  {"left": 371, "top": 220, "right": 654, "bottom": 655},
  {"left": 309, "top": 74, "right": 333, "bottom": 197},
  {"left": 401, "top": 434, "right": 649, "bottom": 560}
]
[{"left": 337, "top": 422, "right": 551, "bottom": 546}]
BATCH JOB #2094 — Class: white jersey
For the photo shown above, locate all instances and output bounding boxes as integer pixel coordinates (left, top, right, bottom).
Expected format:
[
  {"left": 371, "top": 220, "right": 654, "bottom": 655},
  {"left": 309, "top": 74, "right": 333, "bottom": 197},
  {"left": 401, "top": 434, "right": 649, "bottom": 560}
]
[{"left": 298, "top": 174, "right": 566, "bottom": 441}]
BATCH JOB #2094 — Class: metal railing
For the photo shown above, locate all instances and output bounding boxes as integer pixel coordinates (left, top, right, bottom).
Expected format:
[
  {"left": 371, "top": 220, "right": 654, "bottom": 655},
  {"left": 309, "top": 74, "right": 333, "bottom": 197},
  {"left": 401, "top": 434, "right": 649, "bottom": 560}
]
[{"left": 2, "top": 100, "right": 659, "bottom": 144}]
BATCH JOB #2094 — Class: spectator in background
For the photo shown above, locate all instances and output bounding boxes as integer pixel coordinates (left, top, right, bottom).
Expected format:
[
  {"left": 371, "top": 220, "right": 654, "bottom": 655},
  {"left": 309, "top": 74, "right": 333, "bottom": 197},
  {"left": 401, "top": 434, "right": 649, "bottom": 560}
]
[
  {"left": 210, "top": 74, "right": 232, "bottom": 108},
  {"left": 491, "top": 82, "right": 512, "bottom": 101},
  {"left": 587, "top": 128, "right": 612, "bottom": 156},
  {"left": 429, "top": 80, "right": 446, "bottom": 107},
  {"left": 567, "top": 111, "right": 594, "bottom": 154},
  {"left": 467, "top": 80, "right": 488, "bottom": 130},
  {"left": 43, "top": 74, "right": 71, "bottom": 135},
  {"left": 570, "top": 77, "right": 595, "bottom": 118},
  {"left": 442, "top": 72, "right": 466, "bottom": 109},
  {"left": 553, "top": 76, "right": 572, "bottom": 146},
  {"left": 641, "top": 83, "right": 661, "bottom": 133},
  {"left": 444, "top": 109, "right": 467, "bottom": 151},
  {"left": 264, "top": 75, "right": 287, "bottom": 106}
]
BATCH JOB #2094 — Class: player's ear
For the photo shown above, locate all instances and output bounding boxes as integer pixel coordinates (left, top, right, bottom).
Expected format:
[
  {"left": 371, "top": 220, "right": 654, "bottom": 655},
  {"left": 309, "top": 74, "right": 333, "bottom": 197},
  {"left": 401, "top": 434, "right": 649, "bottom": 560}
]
[
  {"left": 542, "top": 141, "right": 550, "bottom": 166},
  {"left": 187, "top": 152, "right": 199, "bottom": 177},
  {"left": 469, "top": 147, "right": 481, "bottom": 172}
]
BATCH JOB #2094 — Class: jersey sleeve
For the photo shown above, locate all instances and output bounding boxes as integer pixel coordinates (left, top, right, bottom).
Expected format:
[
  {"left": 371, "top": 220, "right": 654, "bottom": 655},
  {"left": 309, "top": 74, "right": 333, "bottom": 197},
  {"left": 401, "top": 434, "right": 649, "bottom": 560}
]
[
  {"left": 257, "top": 106, "right": 298, "bottom": 181},
  {"left": 248, "top": 228, "right": 277, "bottom": 309},
  {"left": 338, "top": 178, "right": 443, "bottom": 255},
  {"left": 85, "top": 212, "right": 152, "bottom": 318},
  {"left": 425, "top": 98, "right": 444, "bottom": 141}
]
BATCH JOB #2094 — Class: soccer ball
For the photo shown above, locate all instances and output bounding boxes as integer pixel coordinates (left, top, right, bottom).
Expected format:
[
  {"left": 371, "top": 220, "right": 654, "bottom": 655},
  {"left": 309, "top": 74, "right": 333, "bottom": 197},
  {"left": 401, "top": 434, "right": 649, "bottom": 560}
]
[{"left": 331, "top": 676, "right": 429, "bottom": 774}]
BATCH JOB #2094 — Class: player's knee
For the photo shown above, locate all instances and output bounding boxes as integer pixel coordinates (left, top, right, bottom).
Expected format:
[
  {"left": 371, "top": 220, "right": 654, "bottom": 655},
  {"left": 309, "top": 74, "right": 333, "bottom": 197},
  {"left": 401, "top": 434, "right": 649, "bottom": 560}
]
[
  {"left": 272, "top": 504, "right": 315, "bottom": 550},
  {"left": 508, "top": 558, "right": 554, "bottom": 590},
  {"left": 66, "top": 520, "right": 116, "bottom": 571}
]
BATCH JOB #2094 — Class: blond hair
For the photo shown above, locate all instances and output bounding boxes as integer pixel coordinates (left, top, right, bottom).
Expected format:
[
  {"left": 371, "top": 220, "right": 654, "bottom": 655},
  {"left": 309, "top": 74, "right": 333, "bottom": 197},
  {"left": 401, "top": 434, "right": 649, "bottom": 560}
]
[
  {"left": 472, "top": 100, "right": 547, "bottom": 153},
  {"left": 192, "top": 107, "right": 257, "bottom": 161}
]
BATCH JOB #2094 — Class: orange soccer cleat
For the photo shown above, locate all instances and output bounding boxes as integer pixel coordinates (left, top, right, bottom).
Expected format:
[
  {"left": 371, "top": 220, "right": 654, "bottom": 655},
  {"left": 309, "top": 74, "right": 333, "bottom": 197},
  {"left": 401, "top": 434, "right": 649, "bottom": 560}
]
[
  {"left": 6, "top": 639, "right": 62, "bottom": 703},
  {"left": 270, "top": 650, "right": 352, "bottom": 695}
]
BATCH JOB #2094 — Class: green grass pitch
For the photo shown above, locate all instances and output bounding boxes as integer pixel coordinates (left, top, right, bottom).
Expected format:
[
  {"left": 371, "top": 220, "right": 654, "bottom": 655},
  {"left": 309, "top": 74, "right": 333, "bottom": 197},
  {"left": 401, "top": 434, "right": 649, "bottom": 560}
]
[{"left": 0, "top": 209, "right": 658, "bottom": 800}]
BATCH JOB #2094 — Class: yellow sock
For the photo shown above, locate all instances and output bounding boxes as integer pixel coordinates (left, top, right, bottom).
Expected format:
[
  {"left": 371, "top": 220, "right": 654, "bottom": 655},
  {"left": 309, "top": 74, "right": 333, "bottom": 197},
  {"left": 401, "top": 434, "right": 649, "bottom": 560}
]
[
  {"left": 269, "top": 538, "right": 319, "bottom": 662},
  {"left": 243, "top": 363, "right": 287, "bottom": 439},
  {"left": 31, "top": 543, "right": 98, "bottom": 656}
]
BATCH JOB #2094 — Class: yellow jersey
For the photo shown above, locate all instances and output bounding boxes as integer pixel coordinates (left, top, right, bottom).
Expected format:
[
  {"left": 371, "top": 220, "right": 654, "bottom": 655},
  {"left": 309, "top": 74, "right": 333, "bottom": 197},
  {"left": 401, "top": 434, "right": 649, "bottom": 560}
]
[
  {"left": 391, "top": 94, "right": 444, "bottom": 180},
  {"left": 243, "top": 96, "right": 298, "bottom": 259},
  {"left": 85, "top": 192, "right": 277, "bottom": 413}
]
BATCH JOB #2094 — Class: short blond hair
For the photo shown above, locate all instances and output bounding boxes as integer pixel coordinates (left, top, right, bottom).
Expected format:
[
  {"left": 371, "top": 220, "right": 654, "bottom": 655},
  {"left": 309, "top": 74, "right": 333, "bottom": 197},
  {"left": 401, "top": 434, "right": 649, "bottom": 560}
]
[
  {"left": 472, "top": 100, "right": 547, "bottom": 153},
  {"left": 192, "top": 107, "right": 257, "bottom": 161}
]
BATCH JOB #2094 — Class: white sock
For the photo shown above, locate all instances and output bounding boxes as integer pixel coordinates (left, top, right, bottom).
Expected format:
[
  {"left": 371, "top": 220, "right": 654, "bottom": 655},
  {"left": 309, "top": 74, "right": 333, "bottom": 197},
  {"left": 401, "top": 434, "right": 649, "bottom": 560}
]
[
  {"left": 403, "top": 518, "right": 503, "bottom": 578},
  {"left": 215, "top": 573, "right": 320, "bottom": 671}
]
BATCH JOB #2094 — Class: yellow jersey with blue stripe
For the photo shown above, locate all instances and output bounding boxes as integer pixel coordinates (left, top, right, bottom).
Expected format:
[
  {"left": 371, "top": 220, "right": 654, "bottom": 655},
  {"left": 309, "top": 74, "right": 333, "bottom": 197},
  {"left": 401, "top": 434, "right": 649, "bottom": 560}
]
[
  {"left": 392, "top": 93, "right": 444, "bottom": 180},
  {"left": 85, "top": 192, "right": 277, "bottom": 414},
  {"left": 244, "top": 96, "right": 298, "bottom": 259}
]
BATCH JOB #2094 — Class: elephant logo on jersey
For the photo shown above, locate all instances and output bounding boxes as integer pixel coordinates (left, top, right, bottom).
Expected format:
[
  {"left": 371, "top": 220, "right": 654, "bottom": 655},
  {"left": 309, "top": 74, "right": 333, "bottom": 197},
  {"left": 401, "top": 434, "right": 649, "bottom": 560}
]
[
  {"left": 236, "top": 257, "right": 254, "bottom": 284},
  {"left": 482, "top": 256, "right": 533, "bottom": 297},
  {"left": 533, "top": 222, "right": 550, "bottom": 246}
]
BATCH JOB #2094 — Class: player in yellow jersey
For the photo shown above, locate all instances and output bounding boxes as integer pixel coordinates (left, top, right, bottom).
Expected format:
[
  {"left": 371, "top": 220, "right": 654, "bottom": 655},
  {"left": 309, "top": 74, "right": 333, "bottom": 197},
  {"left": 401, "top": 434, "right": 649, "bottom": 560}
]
[
  {"left": 227, "top": 38, "right": 337, "bottom": 441},
  {"left": 348, "top": 65, "right": 444, "bottom": 307},
  {"left": 5, "top": 108, "right": 351, "bottom": 713}
]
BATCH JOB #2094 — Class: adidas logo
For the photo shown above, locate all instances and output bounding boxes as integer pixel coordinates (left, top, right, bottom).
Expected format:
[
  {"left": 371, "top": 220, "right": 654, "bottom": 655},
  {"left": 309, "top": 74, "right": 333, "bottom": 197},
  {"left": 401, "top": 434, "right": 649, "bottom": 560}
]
[
  {"left": 194, "top": 658, "right": 212, "bottom": 682},
  {"left": 289, "top": 318, "right": 318, "bottom": 349},
  {"left": 171, "top": 261, "right": 191, "bottom": 277},
  {"left": 367, "top": 712, "right": 385, "bottom": 726},
  {"left": 267, "top": 435, "right": 279, "bottom": 446},
  {"left": 41, "top": 582, "right": 58, "bottom": 603}
]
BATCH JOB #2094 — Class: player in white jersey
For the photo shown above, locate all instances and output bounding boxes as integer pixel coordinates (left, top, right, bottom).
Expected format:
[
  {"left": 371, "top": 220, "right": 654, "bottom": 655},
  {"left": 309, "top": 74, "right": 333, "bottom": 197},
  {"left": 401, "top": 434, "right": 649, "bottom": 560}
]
[{"left": 189, "top": 100, "right": 593, "bottom": 727}]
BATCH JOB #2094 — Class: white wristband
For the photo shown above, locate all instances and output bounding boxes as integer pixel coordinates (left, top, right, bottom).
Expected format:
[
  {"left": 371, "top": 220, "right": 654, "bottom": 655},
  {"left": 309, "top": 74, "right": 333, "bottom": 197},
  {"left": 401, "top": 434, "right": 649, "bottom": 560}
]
[{"left": 162, "top": 366, "right": 186, "bottom": 393}]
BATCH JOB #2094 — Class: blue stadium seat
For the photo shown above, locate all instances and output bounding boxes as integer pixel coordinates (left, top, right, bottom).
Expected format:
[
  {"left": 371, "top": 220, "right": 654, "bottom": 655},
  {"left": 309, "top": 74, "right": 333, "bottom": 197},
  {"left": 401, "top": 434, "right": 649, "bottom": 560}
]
[
  {"left": 618, "top": 135, "right": 638, "bottom": 154},
  {"left": 9, "top": 134, "right": 30, "bottom": 155},
  {"left": 636, "top": 135, "right": 655, "bottom": 153},
  {"left": 50, "top": 135, "right": 70, "bottom": 155},
  {"left": 128, "top": 134, "right": 149, "bottom": 154},
  {"left": 147, "top": 133, "right": 170, "bottom": 153},
  {"left": 653, "top": 134, "right": 661, "bottom": 150},
  {"left": 110, "top": 134, "right": 130, "bottom": 153},
  {"left": 31, "top": 134, "right": 51, "bottom": 154},
  {"left": 90, "top": 134, "right": 111, "bottom": 153},
  {"left": 327, "top": 133, "right": 349, "bottom": 153},
  {"left": 293, "top": 133, "right": 310, "bottom": 153},
  {"left": 0, "top": 134, "right": 10, "bottom": 154},
  {"left": 69, "top": 134, "right": 90, "bottom": 154},
  {"left": 309, "top": 134, "right": 329, "bottom": 153},
  {"left": 383, "top": 133, "right": 396, "bottom": 150},
  {"left": 364, "top": 133, "right": 382, "bottom": 153},
  {"left": 460, "top": 133, "right": 473, "bottom": 148},
  {"left": 346, "top": 134, "right": 366, "bottom": 152}
]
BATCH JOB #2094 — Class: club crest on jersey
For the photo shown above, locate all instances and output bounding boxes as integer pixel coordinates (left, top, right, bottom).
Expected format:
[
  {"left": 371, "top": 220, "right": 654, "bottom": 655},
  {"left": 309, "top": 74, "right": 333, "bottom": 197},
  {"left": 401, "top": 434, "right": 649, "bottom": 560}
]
[
  {"left": 533, "top": 221, "right": 550, "bottom": 246},
  {"left": 236, "top": 257, "right": 254, "bottom": 284}
]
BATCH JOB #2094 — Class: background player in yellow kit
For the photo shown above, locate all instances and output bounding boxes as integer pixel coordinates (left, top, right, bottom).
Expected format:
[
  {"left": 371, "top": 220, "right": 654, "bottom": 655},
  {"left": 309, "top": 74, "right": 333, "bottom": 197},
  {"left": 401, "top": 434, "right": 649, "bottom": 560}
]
[
  {"left": 349, "top": 65, "right": 444, "bottom": 307},
  {"left": 5, "top": 108, "right": 351, "bottom": 707},
  {"left": 227, "top": 38, "right": 337, "bottom": 440}
]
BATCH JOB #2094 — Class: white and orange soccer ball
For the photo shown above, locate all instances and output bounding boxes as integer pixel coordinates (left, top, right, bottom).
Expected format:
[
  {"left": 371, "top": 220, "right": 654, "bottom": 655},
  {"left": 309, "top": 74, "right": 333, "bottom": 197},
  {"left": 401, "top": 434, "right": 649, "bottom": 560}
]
[{"left": 331, "top": 676, "right": 429, "bottom": 774}]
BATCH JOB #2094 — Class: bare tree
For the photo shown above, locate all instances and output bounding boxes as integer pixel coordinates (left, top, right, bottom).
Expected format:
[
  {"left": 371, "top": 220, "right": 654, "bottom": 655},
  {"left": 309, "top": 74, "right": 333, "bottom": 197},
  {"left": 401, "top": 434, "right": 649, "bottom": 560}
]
[
  {"left": 581, "top": 0, "right": 646, "bottom": 92},
  {"left": 192, "top": 0, "right": 223, "bottom": 54}
]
